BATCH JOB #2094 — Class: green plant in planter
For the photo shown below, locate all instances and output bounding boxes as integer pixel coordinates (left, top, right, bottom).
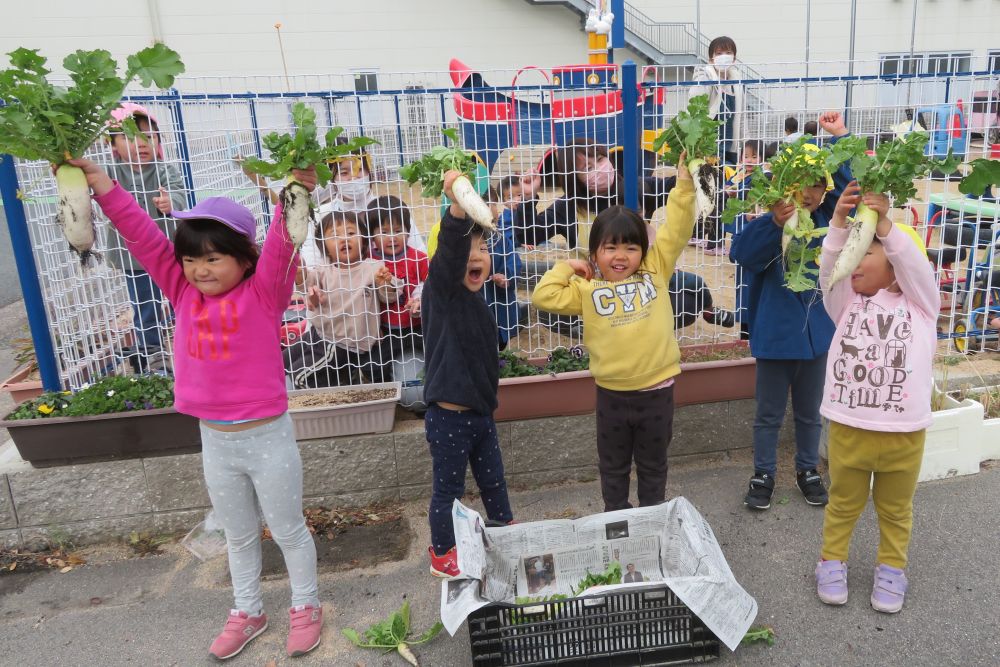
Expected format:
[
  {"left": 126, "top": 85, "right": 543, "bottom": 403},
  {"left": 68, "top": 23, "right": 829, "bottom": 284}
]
[
  {"left": 544, "top": 346, "right": 590, "bottom": 375},
  {"left": 498, "top": 350, "right": 542, "bottom": 378},
  {"left": 498, "top": 346, "right": 590, "bottom": 379},
  {"left": 6, "top": 374, "right": 174, "bottom": 421}
]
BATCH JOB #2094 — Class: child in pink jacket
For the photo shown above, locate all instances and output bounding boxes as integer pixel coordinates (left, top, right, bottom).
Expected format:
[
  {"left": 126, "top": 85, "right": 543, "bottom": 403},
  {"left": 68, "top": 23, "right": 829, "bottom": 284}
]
[
  {"left": 63, "top": 157, "right": 324, "bottom": 660},
  {"left": 814, "top": 181, "right": 940, "bottom": 615}
]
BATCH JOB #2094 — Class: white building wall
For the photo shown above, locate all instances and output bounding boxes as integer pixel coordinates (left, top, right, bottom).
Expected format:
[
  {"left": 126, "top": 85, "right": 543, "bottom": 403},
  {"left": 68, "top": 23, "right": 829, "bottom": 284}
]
[
  {"left": 630, "top": 0, "right": 999, "bottom": 70},
  {"left": 0, "top": 0, "right": 644, "bottom": 88}
]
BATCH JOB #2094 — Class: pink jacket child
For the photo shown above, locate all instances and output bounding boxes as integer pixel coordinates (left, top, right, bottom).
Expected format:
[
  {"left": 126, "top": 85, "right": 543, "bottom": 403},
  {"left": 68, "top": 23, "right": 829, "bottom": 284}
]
[
  {"left": 95, "top": 186, "right": 294, "bottom": 421},
  {"left": 62, "top": 158, "right": 326, "bottom": 660},
  {"left": 820, "top": 224, "right": 939, "bottom": 431},
  {"left": 814, "top": 183, "right": 940, "bottom": 617}
]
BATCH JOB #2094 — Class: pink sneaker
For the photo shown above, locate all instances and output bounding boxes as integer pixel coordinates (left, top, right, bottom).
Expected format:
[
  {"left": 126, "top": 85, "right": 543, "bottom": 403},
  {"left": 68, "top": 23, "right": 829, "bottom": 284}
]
[
  {"left": 209, "top": 609, "right": 268, "bottom": 660},
  {"left": 704, "top": 245, "right": 727, "bottom": 256},
  {"left": 287, "top": 604, "right": 323, "bottom": 657}
]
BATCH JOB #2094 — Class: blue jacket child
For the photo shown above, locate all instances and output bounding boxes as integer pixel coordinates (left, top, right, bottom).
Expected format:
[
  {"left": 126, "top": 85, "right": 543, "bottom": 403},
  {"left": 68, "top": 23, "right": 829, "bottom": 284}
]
[
  {"left": 729, "top": 112, "right": 853, "bottom": 511},
  {"left": 484, "top": 206, "right": 526, "bottom": 347}
]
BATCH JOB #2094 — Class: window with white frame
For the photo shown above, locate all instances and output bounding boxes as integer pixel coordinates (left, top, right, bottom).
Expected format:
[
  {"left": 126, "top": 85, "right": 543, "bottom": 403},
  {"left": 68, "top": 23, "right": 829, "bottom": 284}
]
[
  {"left": 879, "top": 51, "right": 972, "bottom": 78},
  {"left": 988, "top": 50, "right": 1000, "bottom": 73}
]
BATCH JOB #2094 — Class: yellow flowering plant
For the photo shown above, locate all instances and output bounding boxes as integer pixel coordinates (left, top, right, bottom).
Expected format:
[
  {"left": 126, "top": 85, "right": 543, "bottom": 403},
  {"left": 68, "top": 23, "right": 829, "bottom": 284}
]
[{"left": 5, "top": 375, "right": 174, "bottom": 421}]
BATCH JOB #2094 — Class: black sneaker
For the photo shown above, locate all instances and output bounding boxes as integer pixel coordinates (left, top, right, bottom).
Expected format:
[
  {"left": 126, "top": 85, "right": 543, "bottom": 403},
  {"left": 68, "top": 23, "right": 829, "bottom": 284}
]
[
  {"left": 703, "top": 307, "right": 736, "bottom": 328},
  {"left": 796, "top": 469, "right": 829, "bottom": 506},
  {"left": 744, "top": 472, "right": 775, "bottom": 510}
]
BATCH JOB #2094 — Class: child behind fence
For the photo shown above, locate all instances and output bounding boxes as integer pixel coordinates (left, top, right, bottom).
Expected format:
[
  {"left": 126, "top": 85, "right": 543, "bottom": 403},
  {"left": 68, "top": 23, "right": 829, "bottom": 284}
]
[
  {"left": 65, "top": 158, "right": 324, "bottom": 659},
  {"left": 485, "top": 175, "right": 529, "bottom": 349},
  {"left": 284, "top": 210, "right": 401, "bottom": 388},
  {"left": 104, "top": 103, "right": 186, "bottom": 371},
  {"left": 366, "top": 196, "right": 429, "bottom": 373},
  {"left": 814, "top": 182, "right": 940, "bottom": 614}
]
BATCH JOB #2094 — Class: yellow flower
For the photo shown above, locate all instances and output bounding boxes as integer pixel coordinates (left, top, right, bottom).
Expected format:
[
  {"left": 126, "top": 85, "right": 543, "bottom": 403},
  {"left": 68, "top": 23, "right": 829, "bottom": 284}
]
[{"left": 38, "top": 404, "right": 53, "bottom": 414}]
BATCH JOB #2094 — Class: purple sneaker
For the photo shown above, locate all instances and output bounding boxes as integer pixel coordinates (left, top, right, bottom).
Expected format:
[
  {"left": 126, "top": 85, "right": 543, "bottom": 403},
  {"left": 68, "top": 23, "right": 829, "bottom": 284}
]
[
  {"left": 815, "top": 560, "right": 848, "bottom": 605},
  {"left": 871, "top": 564, "right": 908, "bottom": 613}
]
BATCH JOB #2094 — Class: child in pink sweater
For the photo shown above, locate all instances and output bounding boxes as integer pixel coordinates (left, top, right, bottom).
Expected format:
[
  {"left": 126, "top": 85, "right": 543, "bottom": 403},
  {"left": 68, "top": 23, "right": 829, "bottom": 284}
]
[
  {"left": 63, "top": 158, "right": 323, "bottom": 660},
  {"left": 815, "top": 181, "right": 940, "bottom": 615}
]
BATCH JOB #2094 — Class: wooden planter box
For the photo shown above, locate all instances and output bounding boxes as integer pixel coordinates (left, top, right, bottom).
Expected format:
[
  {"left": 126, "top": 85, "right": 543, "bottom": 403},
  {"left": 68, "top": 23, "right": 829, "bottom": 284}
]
[
  {"left": 495, "top": 370, "right": 594, "bottom": 421},
  {"left": 1, "top": 408, "right": 201, "bottom": 467},
  {"left": 1, "top": 365, "right": 44, "bottom": 403},
  {"left": 494, "top": 342, "right": 756, "bottom": 421},
  {"left": 289, "top": 382, "right": 401, "bottom": 439}
]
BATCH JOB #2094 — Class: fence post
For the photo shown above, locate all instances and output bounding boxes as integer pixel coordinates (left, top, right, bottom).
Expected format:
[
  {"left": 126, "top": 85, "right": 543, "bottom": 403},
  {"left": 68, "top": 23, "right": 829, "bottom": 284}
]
[
  {"left": 392, "top": 94, "right": 406, "bottom": 174},
  {"left": 621, "top": 60, "right": 640, "bottom": 211},
  {"left": 611, "top": 0, "right": 625, "bottom": 54},
  {"left": 247, "top": 97, "right": 271, "bottom": 216},
  {"left": 0, "top": 156, "right": 62, "bottom": 391},
  {"left": 168, "top": 89, "right": 197, "bottom": 209}
]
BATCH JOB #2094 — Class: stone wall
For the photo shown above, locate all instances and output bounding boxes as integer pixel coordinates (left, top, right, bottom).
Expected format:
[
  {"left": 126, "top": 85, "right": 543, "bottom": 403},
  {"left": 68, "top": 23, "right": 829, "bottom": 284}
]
[{"left": 0, "top": 399, "right": 760, "bottom": 550}]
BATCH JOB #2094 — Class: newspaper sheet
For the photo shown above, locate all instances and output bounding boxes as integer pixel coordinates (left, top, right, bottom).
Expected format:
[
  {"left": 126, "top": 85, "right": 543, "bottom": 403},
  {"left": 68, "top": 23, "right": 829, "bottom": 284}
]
[
  {"left": 440, "top": 497, "right": 757, "bottom": 652},
  {"left": 515, "top": 536, "right": 662, "bottom": 597}
]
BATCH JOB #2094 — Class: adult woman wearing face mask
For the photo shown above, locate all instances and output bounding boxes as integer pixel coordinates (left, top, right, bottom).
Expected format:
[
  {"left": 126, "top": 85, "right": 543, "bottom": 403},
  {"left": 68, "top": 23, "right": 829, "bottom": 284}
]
[
  {"left": 515, "top": 138, "right": 675, "bottom": 249},
  {"left": 305, "top": 139, "right": 426, "bottom": 268}
]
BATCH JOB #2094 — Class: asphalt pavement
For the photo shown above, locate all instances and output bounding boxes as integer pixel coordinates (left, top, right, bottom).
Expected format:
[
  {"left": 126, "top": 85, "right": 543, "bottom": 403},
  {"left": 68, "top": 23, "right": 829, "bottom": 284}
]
[{"left": 1, "top": 448, "right": 997, "bottom": 667}]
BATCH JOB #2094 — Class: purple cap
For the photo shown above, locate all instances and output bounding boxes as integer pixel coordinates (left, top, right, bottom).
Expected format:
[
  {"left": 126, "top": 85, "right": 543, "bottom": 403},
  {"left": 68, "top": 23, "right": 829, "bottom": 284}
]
[{"left": 172, "top": 198, "right": 257, "bottom": 240}]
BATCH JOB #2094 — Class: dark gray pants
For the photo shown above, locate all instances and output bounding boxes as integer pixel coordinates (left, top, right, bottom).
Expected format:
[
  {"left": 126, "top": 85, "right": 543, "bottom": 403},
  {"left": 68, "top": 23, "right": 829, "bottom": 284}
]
[
  {"left": 752, "top": 354, "right": 828, "bottom": 476},
  {"left": 596, "top": 384, "right": 675, "bottom": 512}
]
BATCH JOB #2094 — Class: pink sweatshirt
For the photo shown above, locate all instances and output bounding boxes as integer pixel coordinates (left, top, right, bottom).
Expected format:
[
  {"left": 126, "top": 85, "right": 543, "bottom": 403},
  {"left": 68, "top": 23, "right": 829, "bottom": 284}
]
[
  {"left": 819, "top": 225, "right": 941, "bottom": 432},
  {"left": 95, "top": 184, "right": 296, "bottom": 421}
]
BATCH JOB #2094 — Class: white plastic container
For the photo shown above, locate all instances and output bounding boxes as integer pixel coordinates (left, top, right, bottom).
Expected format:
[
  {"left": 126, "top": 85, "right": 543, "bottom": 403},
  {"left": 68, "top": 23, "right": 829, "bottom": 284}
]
[
  {"left": 288, "top": 382, "right": 401, "bottom": 439},
  {"left": 922, "top": 390, "right": 984, "bottom": 482},
  {"left": 952, "top": 386, "right": 1000, "bottom": 463}
]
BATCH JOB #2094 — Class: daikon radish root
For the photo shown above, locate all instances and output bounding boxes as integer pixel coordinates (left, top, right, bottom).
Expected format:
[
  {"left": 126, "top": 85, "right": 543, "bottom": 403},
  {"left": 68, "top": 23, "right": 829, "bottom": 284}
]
[{"left": 0, "top": 44, "right": 184, "bottom": 264}]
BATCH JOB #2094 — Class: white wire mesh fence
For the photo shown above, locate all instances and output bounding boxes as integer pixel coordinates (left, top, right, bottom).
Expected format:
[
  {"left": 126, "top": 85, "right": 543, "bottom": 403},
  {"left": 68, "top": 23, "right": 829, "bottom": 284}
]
[{"left": 4, "top": 59, "right": 1000, "bottom": 401}]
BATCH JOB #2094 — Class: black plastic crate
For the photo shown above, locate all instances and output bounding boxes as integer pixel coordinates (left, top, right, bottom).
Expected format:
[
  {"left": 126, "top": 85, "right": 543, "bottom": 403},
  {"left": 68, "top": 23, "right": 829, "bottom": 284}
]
[{"left": 468, "top": 585, "right": 720, "bottom": 666}]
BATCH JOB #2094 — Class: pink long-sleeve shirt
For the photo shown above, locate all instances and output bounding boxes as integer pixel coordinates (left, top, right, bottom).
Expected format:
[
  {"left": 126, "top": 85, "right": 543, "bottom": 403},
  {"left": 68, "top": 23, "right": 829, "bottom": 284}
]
[
  {"left": 95, "top": 184, "right": 297, "bottom": 421},
  {"left": 819, "top": 225, "right": 941, "bottom": 432}
]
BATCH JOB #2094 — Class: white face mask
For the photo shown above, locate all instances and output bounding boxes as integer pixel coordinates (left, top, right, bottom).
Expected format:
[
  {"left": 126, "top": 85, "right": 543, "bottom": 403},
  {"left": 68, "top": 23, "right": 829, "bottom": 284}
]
[
  {"left": 336, "top": 176, "right": 371, "bottom": 204},
  {"left": 713, "top": 53, "right": 735, "bottom": 71}
]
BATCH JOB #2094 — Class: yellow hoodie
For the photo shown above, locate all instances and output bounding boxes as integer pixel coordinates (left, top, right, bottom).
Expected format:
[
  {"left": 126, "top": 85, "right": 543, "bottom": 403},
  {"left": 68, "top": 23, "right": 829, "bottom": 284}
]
[{"left": 531, "top": 179, "right": 695, "bottom": 391}]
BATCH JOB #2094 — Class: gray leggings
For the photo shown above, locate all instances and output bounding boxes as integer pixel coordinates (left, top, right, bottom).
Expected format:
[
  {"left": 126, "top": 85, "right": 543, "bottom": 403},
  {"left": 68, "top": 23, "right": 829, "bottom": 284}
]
[{"left": 200, "top": 413, "right": 319, "bottom": 615}]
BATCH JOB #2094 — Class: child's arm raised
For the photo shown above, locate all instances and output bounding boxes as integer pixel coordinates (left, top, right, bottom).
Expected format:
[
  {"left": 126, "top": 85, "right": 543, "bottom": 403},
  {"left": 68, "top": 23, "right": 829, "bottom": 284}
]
[
  {"left": 254, "top": 167, "right": 317, "bottom": 310},
  {"left": 427, "top": 171, "right": 485, "bottom": 297},
  {"left": 67, "top": 158, "right": 188, "bottom": 303},
  {"left": 820, "top": 181, "right": 862, "bottom": 318},
  {"left": 871, "top": 194, "right": 941, "bottom": 319},
  {"left": 531, "top": 260, "right": 589, "bottom": 315},
  {"left": 816, "top": 111, "right": 854, "bottom": 219},
  {"left": 651, "top": 154, "right": 695, "bottom": 273}
]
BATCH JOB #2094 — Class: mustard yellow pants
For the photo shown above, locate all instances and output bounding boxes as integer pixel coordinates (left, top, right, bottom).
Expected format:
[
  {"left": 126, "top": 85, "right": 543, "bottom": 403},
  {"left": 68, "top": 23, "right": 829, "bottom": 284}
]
[{"left": 821, "top": 421, "right": 925, "bottom": 569}]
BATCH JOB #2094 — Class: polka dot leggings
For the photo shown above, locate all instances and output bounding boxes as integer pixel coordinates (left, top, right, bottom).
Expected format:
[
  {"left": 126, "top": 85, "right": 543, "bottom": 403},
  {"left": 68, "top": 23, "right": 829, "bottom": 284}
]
[
  {"left": 200, "top": 413, "right": 319, "bottom": 616},
  {"left": 426, "top": 405, "right": 513, "bottom": 555}
]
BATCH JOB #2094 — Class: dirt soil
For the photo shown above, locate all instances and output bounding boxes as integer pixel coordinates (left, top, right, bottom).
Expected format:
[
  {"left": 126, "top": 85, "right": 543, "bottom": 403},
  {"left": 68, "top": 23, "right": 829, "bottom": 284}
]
[{"left": 287, "top": 388, "right": 397, "bottom": 409}]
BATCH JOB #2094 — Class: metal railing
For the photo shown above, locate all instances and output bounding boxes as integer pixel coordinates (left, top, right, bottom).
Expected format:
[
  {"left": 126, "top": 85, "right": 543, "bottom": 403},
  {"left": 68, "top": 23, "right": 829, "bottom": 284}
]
[{"left": 1, "top": 61, "right": 998, "bottom": 399}]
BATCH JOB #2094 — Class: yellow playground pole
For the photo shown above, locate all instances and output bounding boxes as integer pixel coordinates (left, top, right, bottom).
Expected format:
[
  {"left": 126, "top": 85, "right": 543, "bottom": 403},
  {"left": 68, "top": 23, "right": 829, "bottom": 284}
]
[{"left": 588, "top": 32, "right": 608, "bottom": 65}]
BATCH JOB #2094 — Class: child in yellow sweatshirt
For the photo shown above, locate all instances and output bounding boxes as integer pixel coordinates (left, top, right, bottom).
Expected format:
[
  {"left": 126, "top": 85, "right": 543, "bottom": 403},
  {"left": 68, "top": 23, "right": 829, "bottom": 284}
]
[{"left": 532, "top": 157, "right": 695, "bottom": 511}]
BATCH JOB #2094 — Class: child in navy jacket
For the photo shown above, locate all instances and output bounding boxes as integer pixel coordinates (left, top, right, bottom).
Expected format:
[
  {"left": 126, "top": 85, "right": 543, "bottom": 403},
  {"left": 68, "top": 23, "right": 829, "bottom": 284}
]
[{"left": 729, "top": 111, "right": 853, "bottom": 510}]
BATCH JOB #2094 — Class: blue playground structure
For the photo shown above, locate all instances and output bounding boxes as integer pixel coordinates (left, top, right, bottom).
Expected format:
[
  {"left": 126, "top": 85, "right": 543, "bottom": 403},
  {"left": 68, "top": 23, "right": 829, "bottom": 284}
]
[
  {"left": 915, "top": 103, "right": 968, "bottom": 159},
  {"left": 448, "top": 58, "right": 665, "bottom": 172}
]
